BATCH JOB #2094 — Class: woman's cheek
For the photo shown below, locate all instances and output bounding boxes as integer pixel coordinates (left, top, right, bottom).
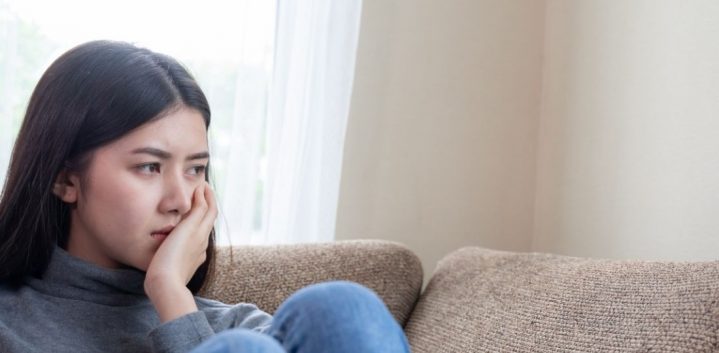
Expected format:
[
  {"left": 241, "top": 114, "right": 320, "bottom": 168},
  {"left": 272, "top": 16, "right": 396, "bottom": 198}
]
[{"left": 101, "top": 179, "right": 157, "bottom": 232}]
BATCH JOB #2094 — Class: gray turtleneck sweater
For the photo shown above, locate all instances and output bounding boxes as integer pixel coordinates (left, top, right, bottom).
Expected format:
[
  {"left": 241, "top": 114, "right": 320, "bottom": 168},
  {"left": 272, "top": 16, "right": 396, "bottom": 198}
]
[{"left": 0, "top": 247, "right": 273, "bottom": 353}]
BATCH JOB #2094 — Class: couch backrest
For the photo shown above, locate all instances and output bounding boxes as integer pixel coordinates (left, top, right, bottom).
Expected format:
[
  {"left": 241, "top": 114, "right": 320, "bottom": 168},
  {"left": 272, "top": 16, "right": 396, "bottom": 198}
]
[
  {"left": 200, "top": 240, "right": 423, "bottom": 327},
  {"left": 405, "top": 247, "right": 719, "bottom": 352}
]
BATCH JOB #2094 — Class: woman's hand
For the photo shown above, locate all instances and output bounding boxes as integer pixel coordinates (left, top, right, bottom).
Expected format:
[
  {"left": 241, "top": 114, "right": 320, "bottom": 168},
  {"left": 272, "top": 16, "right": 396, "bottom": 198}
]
[{"left": 144, "top": 181, "right": 218, "bottom": 322}]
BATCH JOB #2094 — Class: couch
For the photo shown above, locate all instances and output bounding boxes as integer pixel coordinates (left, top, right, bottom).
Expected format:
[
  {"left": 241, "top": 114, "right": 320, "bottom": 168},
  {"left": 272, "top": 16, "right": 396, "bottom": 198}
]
[{"left": 201, "top": 240, "right": 719, "bottom": 352}]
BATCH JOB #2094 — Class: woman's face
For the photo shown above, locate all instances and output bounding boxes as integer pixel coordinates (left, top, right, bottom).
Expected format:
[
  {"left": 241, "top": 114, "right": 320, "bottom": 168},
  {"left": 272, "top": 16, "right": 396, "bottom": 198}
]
[{"left": 56, "top": 107, "right": 209, "bottom": 271}]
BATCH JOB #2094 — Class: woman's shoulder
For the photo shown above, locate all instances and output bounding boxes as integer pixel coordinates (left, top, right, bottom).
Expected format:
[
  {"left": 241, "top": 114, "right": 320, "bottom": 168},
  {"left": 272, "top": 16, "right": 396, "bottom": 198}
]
[
  {"left": 0, "top": 281, "right": 21, "bottom": 301},
  {"left": 0, "top": 282, "right": 26, "bottom": 324}
]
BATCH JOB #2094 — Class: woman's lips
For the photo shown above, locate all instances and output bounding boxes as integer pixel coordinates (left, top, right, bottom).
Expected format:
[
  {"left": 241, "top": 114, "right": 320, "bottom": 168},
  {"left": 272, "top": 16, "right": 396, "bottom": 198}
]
[
  {"left": 151, "top": 233, "right": 169, "bottom": 241},
  {"left": 152, "top": 225, "right": 175, "bottom": 234},
  {"left": 151, "top": 225, "right": 174, "bottom": 241}
]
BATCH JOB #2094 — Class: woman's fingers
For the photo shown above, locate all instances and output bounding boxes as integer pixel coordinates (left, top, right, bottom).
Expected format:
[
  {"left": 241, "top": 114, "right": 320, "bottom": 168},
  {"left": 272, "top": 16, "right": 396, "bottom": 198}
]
[
  {"left": 178, "top": 184, "right": 209, "bottom": 230},
  {"left": 151, "top": 182, "right": 217, "bottom": 284},
  {"left": 204, "top": 181, "right": 217, "bottom": 214},
  {"left": 198, "top": 184, "right": 217, "bottom": 235},
  {"left": 193, "top": 183, "right": 209, "bottom": 214}
]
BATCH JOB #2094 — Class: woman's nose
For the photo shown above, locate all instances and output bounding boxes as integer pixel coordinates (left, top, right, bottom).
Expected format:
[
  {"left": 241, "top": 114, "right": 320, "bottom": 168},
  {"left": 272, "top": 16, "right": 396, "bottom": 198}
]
[{"left": 159, "top": 171, "right": 193, "bottom": 216}]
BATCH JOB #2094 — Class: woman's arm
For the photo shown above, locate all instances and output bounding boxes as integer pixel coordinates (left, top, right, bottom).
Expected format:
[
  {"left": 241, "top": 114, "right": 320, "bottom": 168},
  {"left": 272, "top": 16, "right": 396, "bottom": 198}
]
[{"left": 145, "top": 275, "right": 198, "bottom": 323}]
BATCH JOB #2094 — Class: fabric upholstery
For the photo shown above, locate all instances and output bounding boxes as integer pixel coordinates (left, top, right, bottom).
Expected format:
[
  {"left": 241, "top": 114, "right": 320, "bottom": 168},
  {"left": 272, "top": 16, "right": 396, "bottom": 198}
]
[
  {"left": 200, "top": 240, "right": 423, "bottom": 327},
  {"left": 405, "top": 247, "right": 719, "bottom": 352}
]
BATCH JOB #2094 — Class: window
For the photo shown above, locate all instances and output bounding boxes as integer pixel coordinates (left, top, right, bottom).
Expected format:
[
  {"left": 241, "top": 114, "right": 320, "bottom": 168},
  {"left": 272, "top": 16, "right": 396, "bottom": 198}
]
[
  {"left": 0, "top": 0, "right": 277, "bottom": 244},
  {"left": 1, "top": 0, "right": 362, "bottom": 245}
]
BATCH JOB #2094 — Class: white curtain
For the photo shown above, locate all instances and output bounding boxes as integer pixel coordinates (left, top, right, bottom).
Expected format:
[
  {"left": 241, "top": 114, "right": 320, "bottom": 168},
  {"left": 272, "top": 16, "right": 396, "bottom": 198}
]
[
  {"left": 0, "top": 0, "right": 363, "bottom": 246},
  {"left": 251, "top": 0, "right": 363, "bottom": 244},
  {"left": 0, "top": 4, "right": 18, "bottom": 184}
]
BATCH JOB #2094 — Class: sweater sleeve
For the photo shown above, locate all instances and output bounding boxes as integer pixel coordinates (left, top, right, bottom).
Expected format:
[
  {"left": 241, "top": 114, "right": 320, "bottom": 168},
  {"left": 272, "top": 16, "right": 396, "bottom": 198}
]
[
  {"left": 148, "top": 311, "right": 215, "bottom": 353},
  {"left": 198, "top": 299, "right": 273, "bottom": 334},
  {"left": 147, "top": 300, "right": 273, "bottom": 353}
]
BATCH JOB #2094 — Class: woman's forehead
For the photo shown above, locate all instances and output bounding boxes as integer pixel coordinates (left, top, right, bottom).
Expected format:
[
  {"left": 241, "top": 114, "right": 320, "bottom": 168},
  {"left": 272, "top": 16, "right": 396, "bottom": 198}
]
[{"left": 106, "top": 108, "right": 209, "bottom": 156}]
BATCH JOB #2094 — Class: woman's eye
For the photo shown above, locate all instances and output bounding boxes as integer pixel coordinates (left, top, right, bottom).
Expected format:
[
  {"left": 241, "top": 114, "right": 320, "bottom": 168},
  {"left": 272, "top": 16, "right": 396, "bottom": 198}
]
[
  {"left": 189, "top": 165, "right": 207, "bottom": 175},
  {"left": 137, "top": 163, "right": 160, "bottom": 174}
]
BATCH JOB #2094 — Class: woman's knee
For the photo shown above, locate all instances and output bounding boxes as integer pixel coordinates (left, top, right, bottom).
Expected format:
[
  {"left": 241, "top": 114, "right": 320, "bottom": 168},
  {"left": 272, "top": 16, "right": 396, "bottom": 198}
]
[
  {"left": 269, "top": 281, "right": 410, "bottom": 352},
  {"left": 275, "top": 281, "right": 390, "bottom": 321},
  {"left": 190, "top": 329, "right": 284, "bottom": 353}
]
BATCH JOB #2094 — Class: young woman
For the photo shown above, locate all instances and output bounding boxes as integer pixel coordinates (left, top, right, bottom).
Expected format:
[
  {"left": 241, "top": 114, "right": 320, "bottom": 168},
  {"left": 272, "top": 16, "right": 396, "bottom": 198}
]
[{"left": 0, "top": 40, "right": 411, "bottom": 353}]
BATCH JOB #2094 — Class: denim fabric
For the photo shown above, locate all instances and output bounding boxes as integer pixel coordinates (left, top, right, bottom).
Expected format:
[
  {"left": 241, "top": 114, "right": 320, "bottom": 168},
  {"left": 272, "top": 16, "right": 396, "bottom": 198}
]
[{"left": 189, "top": 281, "right": 411, "bottom": 353}]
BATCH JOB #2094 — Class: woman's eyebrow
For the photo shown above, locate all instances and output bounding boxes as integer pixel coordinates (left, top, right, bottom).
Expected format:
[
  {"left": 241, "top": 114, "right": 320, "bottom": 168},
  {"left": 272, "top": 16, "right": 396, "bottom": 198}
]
[{"left": 131, "top": 147, "right": 209, "bottom": 161}]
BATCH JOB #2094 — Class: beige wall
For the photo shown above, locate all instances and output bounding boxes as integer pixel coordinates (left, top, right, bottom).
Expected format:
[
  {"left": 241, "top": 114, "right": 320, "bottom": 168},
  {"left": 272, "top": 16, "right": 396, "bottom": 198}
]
[
  {"left": 533, "top": 0, "right": 719, "bottom": 260},
  {"left": 336, "top": 0, "right": 547, "bottom": 282},
  {"left": 338, "top": 0, "right": 719, "bottom": 286}
]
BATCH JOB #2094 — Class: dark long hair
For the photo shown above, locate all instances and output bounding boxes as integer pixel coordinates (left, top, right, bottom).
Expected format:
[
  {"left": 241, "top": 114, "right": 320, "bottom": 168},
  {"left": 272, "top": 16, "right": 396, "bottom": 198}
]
[{"left": 0, "top": 40, "right": 215, "bottom": 293}]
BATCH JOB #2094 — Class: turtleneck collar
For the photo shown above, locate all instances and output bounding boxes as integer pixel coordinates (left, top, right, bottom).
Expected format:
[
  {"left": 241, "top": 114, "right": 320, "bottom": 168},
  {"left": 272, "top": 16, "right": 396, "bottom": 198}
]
[{"left": 24, "top": 246, "right": 149, "bottom": 306}]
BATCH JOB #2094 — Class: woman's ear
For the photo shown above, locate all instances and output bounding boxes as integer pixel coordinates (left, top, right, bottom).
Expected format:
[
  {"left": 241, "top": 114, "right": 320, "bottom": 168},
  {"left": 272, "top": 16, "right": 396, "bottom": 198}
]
[{"left": 52, "top": 170, "right": 80, "bottom": 203}]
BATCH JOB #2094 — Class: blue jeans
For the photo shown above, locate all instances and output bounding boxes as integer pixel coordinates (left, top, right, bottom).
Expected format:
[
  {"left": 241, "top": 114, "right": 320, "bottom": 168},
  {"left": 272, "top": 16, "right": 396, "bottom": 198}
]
[{"left": 189, "top": 281, "right": 411, "bottom": 353}]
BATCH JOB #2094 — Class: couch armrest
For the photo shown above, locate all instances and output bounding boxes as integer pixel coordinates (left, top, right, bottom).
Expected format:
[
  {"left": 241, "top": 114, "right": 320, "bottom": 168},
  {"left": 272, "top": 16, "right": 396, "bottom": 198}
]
[
  {"left": 406, "top": 247, "right": 719, "bottom": 352},
  {"left": 200, "top": 240, "right": 423, "bottom": 327}
]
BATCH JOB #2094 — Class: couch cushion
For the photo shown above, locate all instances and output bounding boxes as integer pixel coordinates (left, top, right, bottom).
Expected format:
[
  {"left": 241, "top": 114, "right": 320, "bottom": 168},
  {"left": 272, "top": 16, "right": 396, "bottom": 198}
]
[
  {"left": 405, "top": 247, "right": 719, "bottom": 352},
  {"left": 200, "top": 240, "right": 423, "bottom": 327}
]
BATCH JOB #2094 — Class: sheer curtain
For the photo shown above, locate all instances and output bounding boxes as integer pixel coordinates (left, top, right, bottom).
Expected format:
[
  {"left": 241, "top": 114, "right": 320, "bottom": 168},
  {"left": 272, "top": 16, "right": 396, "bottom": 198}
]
[
  {"left": 0, "top": 0, "right": 363, "bottom": 246},
  {"left": 245, "top": 0, "right": 363, "bottom": 245},
  {"left": 0, "top": 3, "right": 20, "bottom": 186}
]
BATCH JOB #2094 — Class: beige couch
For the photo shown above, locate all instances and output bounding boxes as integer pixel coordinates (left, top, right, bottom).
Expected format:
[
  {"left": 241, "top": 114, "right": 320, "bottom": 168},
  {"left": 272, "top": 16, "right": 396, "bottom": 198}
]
[{"left": 201, "top": 240, "right": 719, "bottom": 352}]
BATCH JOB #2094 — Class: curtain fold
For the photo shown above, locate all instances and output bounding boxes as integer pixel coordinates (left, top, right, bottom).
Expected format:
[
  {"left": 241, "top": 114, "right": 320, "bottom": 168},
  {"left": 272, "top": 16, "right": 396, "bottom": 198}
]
[
  {"left": 0, "top": 0, "right": 363, "bottom": 246},
  {"left": 255, "top": 0, "right": 363, "bottom": 244},
  {"left": 0, "top": 7, "right": 18, "bottom": 187}
]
